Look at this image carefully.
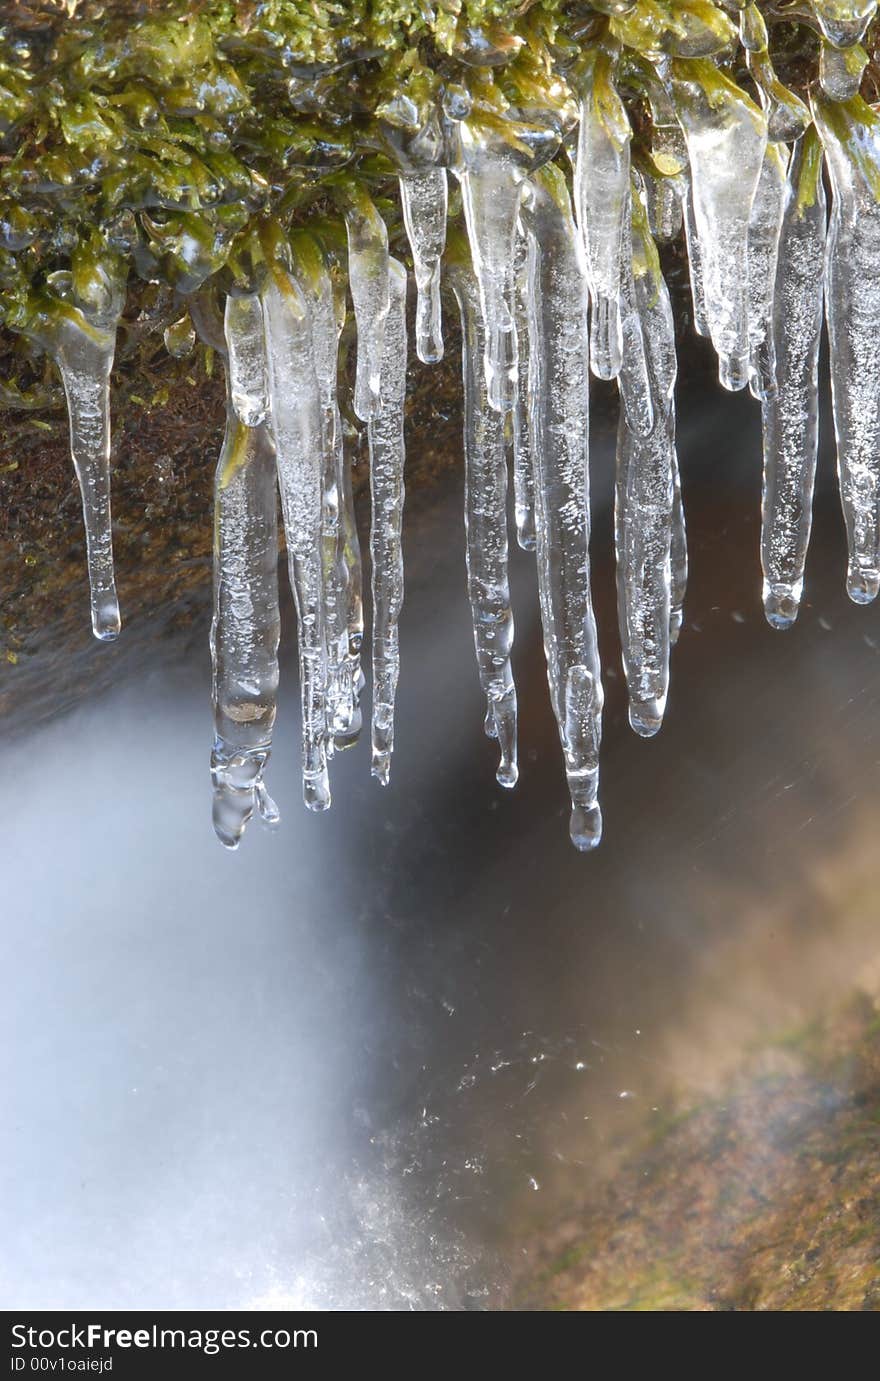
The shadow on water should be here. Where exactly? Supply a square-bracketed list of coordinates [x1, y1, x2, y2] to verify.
[2, 361, 880, 1309]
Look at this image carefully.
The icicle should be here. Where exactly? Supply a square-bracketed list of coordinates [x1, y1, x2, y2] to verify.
[574, 46, 631, 381]
[669, 451, 688, 644]
[259, 248, 331, 808]
[450, 252, 518, 790]
[819, 40, 868, 102]
[671, 59, 767, 391]
[49, 269, 125, 641]
[813, 92, 880, 605]
[453, 117, 525, 413]
[812, 0, 876, 48]
[368, 259, 408, 785]
[747, 142, 788, 402]
[615, 185, 678, 737]
[291, 234, 360, 750]
[399, 168, 447, 364]
[512, 228, 536, 551]
[520, 165, 603, 850]
[344, 186, 391, 423]
[210, 406, 280, 849]
[683, 184, 710, 338]
[224, 293, 268, 428]
[760, 130, 827, 630]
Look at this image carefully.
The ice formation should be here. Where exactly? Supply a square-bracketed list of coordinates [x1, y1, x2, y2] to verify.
[17, 8, 880, 851]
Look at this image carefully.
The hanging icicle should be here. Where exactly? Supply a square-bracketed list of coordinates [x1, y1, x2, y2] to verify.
[17, 8, 880, 858]
[259, 233, 332, 810]
[368, 258, 408, 786]
[760, 130, 827, 630]
[48, 253, 126, 642]
[520, 165, 604, 850]
[814, 92, 880, 605]
[615, 182, 679, 739]
[450, 248, 518, 790]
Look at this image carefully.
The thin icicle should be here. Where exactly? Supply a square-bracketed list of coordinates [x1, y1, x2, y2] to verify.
[453, 120, 524, 413]
[368, 259, 408, 785]
[813, 92, 880, 605]
[260, 250, 331, 809]
[450, 253, 518, 790]
[210, 405, 280, 849]
[574, 46, 631, 381]
[747, 142, 788, 401]
[399, 168, 447, 364]
[344, 187, 390, 422]
[291, 234, 358, 749]
[49, 271, 125, 641]
[669, 452, 688, 644]
[224, 293, 268, 428]
[521, 165, 603, 850]
[615, 187, 678, 737]
[760, 130, 827, 630]
[671, 59, 767, 390]
[512, 228, 536, 551]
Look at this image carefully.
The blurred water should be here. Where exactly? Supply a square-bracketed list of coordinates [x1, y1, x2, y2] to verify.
[2, 371, 880, 1309]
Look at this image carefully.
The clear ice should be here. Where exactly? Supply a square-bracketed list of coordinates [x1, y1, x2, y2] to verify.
[574, 47, 631, 381]
[746, 142, 788, 401]
[368, 259, 408, 786]
[760, 130, 827, 629]
[260, 261, 332, 809]
[814, 93, 880, 604]
[400, 169, 447, 365]
[344, 187, 391, 423]
[521, 165, 604, 849]
[453, 120, 524, 413]
[210, 406, 281, 849]
[50, 271, 126, 641]
[511, 229, 537, 552]
[37, 49, 880, 855]
[671, 59, 767, 390]
[615, 185, 678, 738]
[451, 255, 518, 790]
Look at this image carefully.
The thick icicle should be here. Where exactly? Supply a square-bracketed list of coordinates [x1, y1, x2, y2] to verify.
[344, 187, 391, 423]
[615, 187, 678, 737]
[813, 93, 880, 604]
[574, 46, 631, 380]
[368, 259, 408, 785]
[291, 235, 360, 749]
[520, 165, 603, 849]
[450, 253, 518, 790]
[224, 293, 268, 428]
[260, 250, 331, 809]
[671, 59, 767, 391]
[399, 168, 447, 364]
[512, 228, 537, 551]
[453, 119, 524, 413]
[210, 406, 281, 849]
[50, 270, 125, 641]
[760, 131, 827, 630]
[747, 142, 788, 401]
